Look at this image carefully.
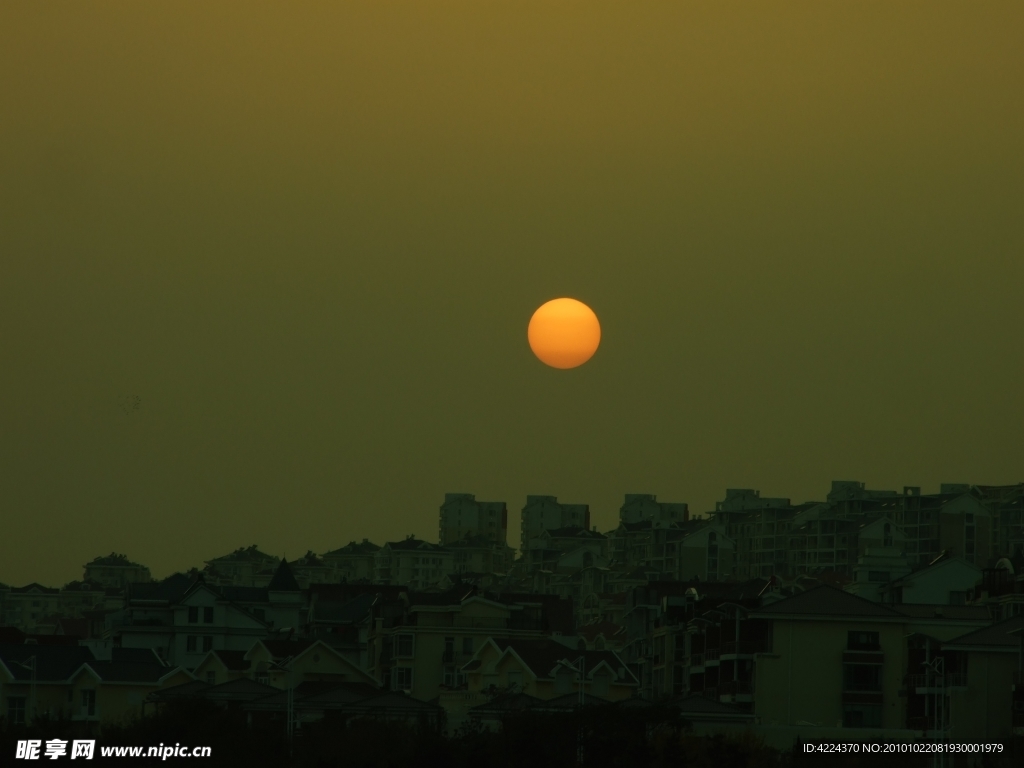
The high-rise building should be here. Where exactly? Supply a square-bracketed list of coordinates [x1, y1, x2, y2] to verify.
[520, 495, 590, 551]
[438, 493, 508, 546]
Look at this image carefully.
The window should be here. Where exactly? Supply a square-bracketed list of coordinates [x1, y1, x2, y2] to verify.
[202, 636, 213, 652]
[844, 664, 882, 692]
[847, 631, 880, 651]
[253, 608, 265, 622]
[444, 637, 455, 662]
[188, 607, 198, 624]
[396, 634, 414, 658]
[868, 572, 890, 583]
[507, 670, 523, 690]
[8, 696, 26, 725]
[949, 591, 967, 606]
[203, 607, 214, 624]
[81, 689, 96, 717]
[462, 637, 474, 655]
[393, 667, 413, 690]
[186, 636, 197, 652]
[206, 671, 216, 684]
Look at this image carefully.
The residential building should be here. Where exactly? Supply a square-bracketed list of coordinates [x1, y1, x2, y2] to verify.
[374, 537, 454, 590]
[747, 586, 993, 731]
[520, 496, 590, 552]
[367, 588, 574, 702]
[83, 553, 152, 588]
[447, 534, 515, 575]
[460, 637, 638, 701]
[846, 548, 913, 602]
[439, 493, 508, 546]
[203, 545, 280, 587]
[321, 539, 380, 582]
[289, 551, 333, 588]
[0, 644, 192, 726]
[521, 527, 607, 574]
[619, 494, 689, 526]
[879, 555, 982, 606]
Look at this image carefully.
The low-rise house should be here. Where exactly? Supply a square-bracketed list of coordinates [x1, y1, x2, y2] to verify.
[367, 589, 574, 702]
[192, 649, 251, 686]
[460, 637, 638, 701]
[879, 554, 982, 606]
[321, 539, 380, 582]
[2, 584, 61, 633]
[521, 527, 607, 574]
[244, 637, 379, 689]
[846, 548, 913, 602]
[289, 551, 334, 588]
[374, 537, 454, 589]
[0, 644, 192, 725]
[203, 545, 280, 588]
[83, 553, 152, 589]
[746, 585, 993, 735]
[447, 534, 515, 576]
[939, 614, 1024, 742]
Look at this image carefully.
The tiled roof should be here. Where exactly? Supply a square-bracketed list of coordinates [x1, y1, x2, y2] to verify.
[311, 592, 377, 624]
[385, 538, 449, 552]
[267, 559, 301, 592]
[492, 639, 635, 682]
[111, 647, 165, 665]
[211, 650, 250, 671]
[206, 545, 279, 564]
[893, 605, 992, 621]
[943, 615, 1024, 649]
[10, 583, 60, 594]
[218, 586, 270, 603]
[755, 585, 906, 618]
[84, 661, 172, 683]
[0, 644, 95, 682]
[323, 540, 381, 556]
[128, 573, 194, 603]
[260, 638, 315, 659]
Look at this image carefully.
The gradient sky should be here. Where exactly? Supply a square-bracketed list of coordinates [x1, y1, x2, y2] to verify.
[2, 3, 1022, 586]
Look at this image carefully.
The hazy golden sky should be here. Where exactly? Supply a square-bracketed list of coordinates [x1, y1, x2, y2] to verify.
[1, 3, 1022, 585]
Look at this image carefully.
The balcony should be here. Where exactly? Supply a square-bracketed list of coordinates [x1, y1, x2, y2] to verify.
[704, 649, 720, 665]
[701, 687, 719, 701]
[689, 653, 704, 668]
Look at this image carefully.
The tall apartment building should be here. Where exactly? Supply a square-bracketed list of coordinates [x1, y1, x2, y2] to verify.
[438, 493, 508, 546]
[619, 494, 689, 527]
[520, 495, 590, 551]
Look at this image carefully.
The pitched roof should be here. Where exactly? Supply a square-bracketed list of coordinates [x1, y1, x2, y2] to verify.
[893, 605, 992, 621]
[490, 638, 635, 683]
[206, 545, 279, 564]
[323, 540, 381, 556]
[385, 538, 448, 552]
[754, 585, 906, 619]
[343, 691, 441, 712]
[943, 615, 1024, 650]
[82, 661, 174, 683]
[10, 583, 60, 594]
[0, 644, 96, 682]
[87, 553, 145, 568]
[268, 559, 301, 592]
[128, 573, 194, 603]
[211, 650, 250, 671]
[111, 647, 165, 665]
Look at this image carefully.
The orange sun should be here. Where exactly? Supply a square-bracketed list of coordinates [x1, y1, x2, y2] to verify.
[528, 298, 601, 369]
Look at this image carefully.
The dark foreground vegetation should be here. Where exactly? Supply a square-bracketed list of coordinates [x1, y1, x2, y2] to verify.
[3, 702, 1022, 768]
